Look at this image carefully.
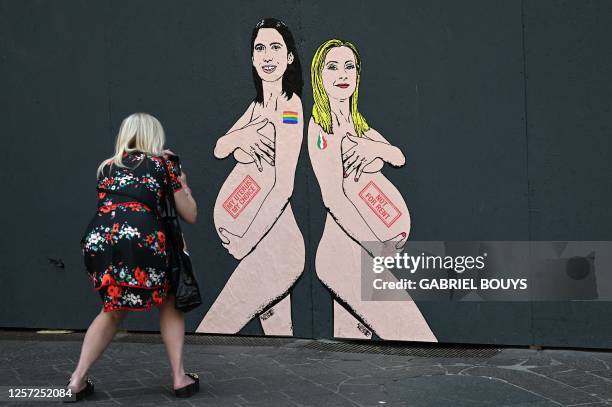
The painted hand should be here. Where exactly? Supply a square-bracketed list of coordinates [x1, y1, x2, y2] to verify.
[341, 133, 381, 181]
[218, 227, 249, 260]
[236, 117, 276, 171]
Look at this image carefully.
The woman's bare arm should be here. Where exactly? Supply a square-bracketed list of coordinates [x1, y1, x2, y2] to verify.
[174, 172, 197, 224]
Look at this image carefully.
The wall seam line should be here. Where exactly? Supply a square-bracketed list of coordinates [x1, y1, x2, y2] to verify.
[520, 0, 536, 347]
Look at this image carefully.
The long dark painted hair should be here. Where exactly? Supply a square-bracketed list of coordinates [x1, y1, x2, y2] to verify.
[251, 18, 303, 103]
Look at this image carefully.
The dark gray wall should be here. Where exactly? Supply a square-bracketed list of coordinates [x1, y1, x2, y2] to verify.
[1, 0, 610, 348]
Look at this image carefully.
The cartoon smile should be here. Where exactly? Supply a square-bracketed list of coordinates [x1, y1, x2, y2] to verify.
[335, 83, 350, 89]
[262, 65, 277, 74]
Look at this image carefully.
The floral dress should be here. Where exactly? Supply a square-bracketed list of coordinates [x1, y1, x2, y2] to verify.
[80, 151, 183, 312]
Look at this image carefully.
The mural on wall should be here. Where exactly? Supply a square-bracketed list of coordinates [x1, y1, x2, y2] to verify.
[307, 39, 437, 341]
[196, 18, 305, 335]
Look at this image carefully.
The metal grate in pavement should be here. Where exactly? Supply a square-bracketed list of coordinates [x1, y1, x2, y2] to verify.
[1, 329, 500, 358]
[0, 329, 296, 346]
[115, 332, 297, 347]
[300, 339, 501, 358]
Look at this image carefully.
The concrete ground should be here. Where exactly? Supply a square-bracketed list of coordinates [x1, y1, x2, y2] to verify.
[1, 330, 611, 406]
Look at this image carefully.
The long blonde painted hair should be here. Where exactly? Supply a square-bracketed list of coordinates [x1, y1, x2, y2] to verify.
[311, 39, 369, 137]
[96, 112, 165, 178]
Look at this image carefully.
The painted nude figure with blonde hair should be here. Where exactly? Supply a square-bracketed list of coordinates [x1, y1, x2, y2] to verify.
[308, 39, 437, 341]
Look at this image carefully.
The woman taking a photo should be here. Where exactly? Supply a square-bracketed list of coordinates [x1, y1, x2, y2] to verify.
[66, 112, 199, 401]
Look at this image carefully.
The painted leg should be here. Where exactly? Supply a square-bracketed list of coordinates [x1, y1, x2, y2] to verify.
[333, 299, 372, 339]
[260, 294, 293, 336]
[197, 209, 304, 334]
[316, 217, 437, 342]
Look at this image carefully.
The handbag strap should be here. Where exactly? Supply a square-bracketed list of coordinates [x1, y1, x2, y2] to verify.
[160, 156, 181, 220]
[160, 156, 187, 246]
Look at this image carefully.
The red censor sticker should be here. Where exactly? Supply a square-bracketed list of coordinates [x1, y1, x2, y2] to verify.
[223, 175, 261, 219]
[358, 181, 402, 227]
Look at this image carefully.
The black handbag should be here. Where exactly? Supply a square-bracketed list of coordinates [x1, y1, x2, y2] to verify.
[160, 155, 202, 313]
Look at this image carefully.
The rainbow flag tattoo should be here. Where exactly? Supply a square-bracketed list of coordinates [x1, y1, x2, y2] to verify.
[282, 111, 299, 124]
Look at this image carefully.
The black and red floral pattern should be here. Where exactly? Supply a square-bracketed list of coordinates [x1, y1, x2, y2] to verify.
[81, 151, 182, 312]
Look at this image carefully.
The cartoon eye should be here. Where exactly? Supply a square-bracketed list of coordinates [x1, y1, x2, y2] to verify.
[346, 63, 355, 70]
[254, 44, 265, 52]
[326, 64, 338, 70]
[271, 44, 282, 50]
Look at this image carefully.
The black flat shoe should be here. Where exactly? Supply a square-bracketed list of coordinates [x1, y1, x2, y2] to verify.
[174, 372, 199, 398]
[63, 377, 94, 403]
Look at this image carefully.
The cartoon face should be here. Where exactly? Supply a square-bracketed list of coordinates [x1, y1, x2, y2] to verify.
[321, 46, 357, 100]
[252, 28, 294, 83]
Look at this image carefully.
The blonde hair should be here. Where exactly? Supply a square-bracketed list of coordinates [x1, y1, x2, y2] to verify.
[311, 39, 369, 136]
[96, 112, 165, 178]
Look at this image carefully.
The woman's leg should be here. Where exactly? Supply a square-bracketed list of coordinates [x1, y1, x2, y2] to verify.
[159, 293, 195, 390]
[68, 308, 127, 391]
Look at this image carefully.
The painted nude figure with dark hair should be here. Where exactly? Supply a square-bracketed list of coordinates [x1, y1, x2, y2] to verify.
[197, 18, 305, 335]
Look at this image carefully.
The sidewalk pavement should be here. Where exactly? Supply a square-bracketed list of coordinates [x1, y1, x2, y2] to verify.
[1, 330, 612, 407]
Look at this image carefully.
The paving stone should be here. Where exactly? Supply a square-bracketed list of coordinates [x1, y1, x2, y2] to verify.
[529, 364, 575, 376]
[578, 384, 612, 401]
[76, 389, 112, 402]
[289, 391, 359, 406]
[304, 372, 352, 385]
[383, 375, 548, 407]
[551, 370, 611, 388]
[237, 390, 294, 403]
[142, 402, 192, 407]
[91, 378, 143, 390]
[107, 385, 168, 399]
[240, 401, 297, 406]
[336, 365, 446, 388]
[523, 354, 556, 367]
[2, 333, 612, 407]
[440, 363, 478, 374]
[541, 351, 609, 371]
[463, 365, 601, 405]
[205, 377, 268, 396]
[320, 359, 385, 376]
[484, 357, 531, 367]
[82, 400, 120, 406]
[280, 381, 339, 400]
[252, 372, 313, 390]
[365, 356, 415, 369]
[589, 370, 612, 380]
[183, 394, 247, 406]
[498, 349, 540, 358]
[208, 366, 255, 381]
[565, 404, 612, 407]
